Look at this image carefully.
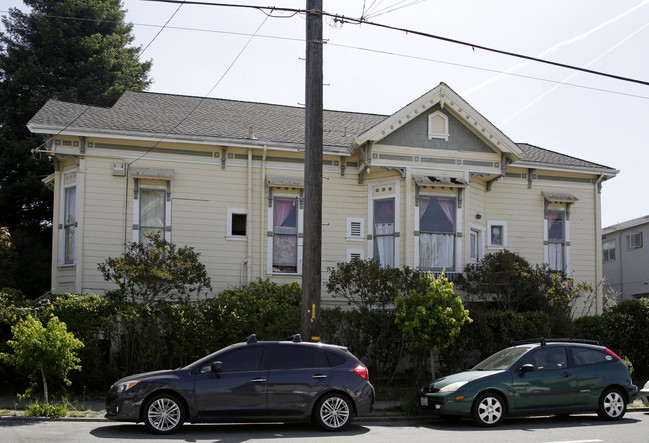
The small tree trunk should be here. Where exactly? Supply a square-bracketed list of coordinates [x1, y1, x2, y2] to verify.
[40, 367, 48, 404]
[429, 349, 436, 381]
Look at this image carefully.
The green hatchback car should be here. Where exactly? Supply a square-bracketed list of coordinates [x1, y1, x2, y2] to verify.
[417, 339, 637, 426]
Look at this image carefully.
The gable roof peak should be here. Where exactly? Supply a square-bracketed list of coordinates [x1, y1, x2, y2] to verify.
[353, 82, 522, 160]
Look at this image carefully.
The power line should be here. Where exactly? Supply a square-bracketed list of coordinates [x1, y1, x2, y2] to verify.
[6, 4, 647, 102]
[143, 0, 649, 87]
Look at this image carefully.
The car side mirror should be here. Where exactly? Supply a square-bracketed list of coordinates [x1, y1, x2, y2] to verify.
[519, 363, 535, 373]
[211, 361, 223, 373]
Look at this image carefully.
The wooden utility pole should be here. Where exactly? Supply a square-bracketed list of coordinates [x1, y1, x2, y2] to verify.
[302, 0, 323, 341]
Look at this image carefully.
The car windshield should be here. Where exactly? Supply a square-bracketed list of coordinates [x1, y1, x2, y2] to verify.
[471, 346, 532, 371]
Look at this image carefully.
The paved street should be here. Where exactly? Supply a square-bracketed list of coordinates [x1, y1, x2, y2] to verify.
[2, 411, 649, 442]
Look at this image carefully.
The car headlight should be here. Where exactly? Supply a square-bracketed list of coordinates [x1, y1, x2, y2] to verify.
[439, 381, 468, 393]
[114, 381, 139, 393]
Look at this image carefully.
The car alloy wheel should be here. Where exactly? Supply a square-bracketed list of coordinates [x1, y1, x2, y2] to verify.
[144, 393, 185, 434]
[315, 393, 352, 431]
[598, 388, 626, 420]
[472, 392, 505, 426]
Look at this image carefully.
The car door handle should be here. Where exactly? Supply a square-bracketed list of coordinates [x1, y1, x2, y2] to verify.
[562, 372, 573, 378]
[312, 374, 328, 379]
[250, 377, 267, 383]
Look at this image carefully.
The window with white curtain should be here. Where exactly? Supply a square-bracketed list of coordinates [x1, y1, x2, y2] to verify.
[273, 197, 298, 273]
[139, 189, 166, 242]
[419, 197, 455, 270]
[547, 210, 565, 271]
[373, 199, 395, 267]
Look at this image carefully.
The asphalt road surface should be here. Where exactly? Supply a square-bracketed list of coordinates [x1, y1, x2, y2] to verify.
[2, 411, 649, 442]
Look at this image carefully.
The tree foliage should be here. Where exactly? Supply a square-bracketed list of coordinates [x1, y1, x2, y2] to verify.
[395, 273, 471, 379]
[1, 315, 83, 403]
[0, 0, 151, 297]
[0, 227, 17, 288]
[326, 258, 425, 309]
[98, 233, 212, 304]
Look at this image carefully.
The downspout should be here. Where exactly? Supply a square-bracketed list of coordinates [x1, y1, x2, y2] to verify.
[260, 145, 268, 278]
[595, 173, 606, 315]
[246, 149, 253, 284]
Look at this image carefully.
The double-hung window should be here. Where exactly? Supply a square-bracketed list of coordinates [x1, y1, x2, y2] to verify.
[547, 210, 565, 271]
[603, 239, 616, 261]
[61, 172, 77, 265]
[272, 197, 298, 273]
[133, 177, 171, 243]
[419, 197, 455, 270]
[139, 189, 166, 240]
[373, 199, 395, 267]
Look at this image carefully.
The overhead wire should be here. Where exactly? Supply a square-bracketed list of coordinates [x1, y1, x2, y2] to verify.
[143, 0, 649, 87]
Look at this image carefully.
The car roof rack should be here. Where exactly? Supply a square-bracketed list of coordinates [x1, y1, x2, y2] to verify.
[247, 334, 258, 344]
[284, 334, 302, 343]
[510, 338, 599, 346]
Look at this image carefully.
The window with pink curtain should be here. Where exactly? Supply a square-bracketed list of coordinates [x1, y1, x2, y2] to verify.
[419, 197, 455, 270]
[374, 199, 395, 267]
[273, 198, 297, 273]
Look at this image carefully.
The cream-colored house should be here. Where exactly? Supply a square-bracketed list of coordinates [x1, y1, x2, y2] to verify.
[28, 83, 617, 314]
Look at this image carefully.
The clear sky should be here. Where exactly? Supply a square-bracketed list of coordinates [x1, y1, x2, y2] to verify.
[3, 0, 648, 227]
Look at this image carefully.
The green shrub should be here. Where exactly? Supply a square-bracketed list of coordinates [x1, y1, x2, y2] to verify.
[98, 232, 212, 304]
[575, 298, 649, 384]
[24, 400, 67, 418]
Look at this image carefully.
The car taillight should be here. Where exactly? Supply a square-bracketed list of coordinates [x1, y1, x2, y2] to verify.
[605, 348, 622, 361]
[354, 364, 369, 381]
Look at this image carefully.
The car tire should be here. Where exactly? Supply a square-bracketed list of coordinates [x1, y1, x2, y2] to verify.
[597, 388, 626, 421]
[143, 393, 186, 434]
[472, 392, 505, 426]
[314, 392, 352, 431]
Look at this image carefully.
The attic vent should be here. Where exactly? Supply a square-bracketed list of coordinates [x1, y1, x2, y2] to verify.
[427, 111, 449, 141]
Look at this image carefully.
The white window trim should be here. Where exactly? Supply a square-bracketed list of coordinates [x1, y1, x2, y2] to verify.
[487, 220, 508, 249]
[543, 208, 570, 274]
[346, 217, 364, 241]
[226, 208, 248, 241]
[346, 248, 364, 261]
[414, 193, 458, 271]
[133, 182, 171, 243]
[469, 223, 486, 263]
[427, 110, 449, 141]
[267, 193, 303, 275]
[368, 181, 400, 268]
[603, 239, 616, 261]
[627, 232, 643, 250]
[58, 170, 78, 267]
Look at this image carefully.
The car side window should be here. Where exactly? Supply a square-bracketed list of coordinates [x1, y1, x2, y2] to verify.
[201, 346, 265, 374]
[269, 345, 329, 370]
[572, 347, 611, 367]
[270, 345, 311, 370]
[325, 350, 346, 367]
[520, 347, 567, 371]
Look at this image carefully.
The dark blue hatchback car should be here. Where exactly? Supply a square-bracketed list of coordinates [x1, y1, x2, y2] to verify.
[106, 334, 374, 434]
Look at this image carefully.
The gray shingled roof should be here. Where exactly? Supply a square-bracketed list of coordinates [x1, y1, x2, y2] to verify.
[515, 143, 617, 173]
[28, 91, 616, 173]
[28, 91, 386, 152]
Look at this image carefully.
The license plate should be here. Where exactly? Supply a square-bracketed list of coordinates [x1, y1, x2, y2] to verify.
[420, 397, 428, 406]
